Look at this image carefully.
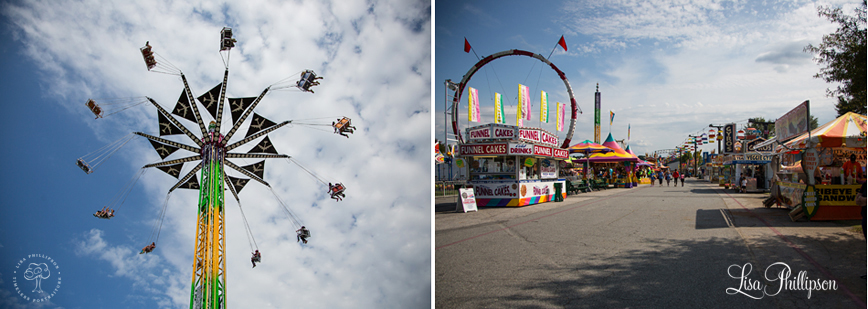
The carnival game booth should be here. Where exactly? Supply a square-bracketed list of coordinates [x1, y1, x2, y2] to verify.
[773, 112, 866, 221]
[458, 123, 569, 207]
[575, 133, 639, 188]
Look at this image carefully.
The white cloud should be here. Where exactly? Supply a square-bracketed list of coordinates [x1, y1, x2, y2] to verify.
[548, 0, 847, 154]
[4, 0, 430, 308]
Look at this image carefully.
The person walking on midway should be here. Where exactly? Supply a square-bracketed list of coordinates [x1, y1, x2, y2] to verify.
[657, 170, 664, 186]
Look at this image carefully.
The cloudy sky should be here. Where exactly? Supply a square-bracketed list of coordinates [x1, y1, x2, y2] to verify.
[0, 0, 430, 308]
[435, 0, 860, 156]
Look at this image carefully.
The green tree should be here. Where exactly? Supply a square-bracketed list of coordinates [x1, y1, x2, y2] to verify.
[804, 1, 867, 116]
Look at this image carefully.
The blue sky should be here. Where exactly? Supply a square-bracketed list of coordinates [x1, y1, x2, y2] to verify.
[0, 0, 430, 308]
[435, 0, 859, 157]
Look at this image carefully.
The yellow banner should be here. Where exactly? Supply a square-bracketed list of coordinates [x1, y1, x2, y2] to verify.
[556, 102, 563, 131]
[816, 185, 861, 206]
[494, 92, 504, 124]
[540, 91, 548, 123]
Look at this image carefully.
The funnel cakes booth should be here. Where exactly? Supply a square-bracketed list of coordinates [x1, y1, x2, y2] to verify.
[458, 124, 569, 207]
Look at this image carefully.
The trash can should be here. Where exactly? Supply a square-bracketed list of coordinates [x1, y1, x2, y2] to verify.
[553, 183, 563, 202]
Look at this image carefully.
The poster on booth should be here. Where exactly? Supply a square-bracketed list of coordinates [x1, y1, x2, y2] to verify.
[458, 188, 478, 213]
[802, 185, 817, 218]
[802, 148, 819, 185]
[472, 182, 519, 198]
[540, 159, 558, 179]
[519, 181, 556, 199]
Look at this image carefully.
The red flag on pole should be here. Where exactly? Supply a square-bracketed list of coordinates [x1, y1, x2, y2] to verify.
[464, 38, 471, 53]
[557, 35, 567, 51]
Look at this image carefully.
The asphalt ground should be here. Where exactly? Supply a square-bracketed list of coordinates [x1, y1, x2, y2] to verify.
[434, 179, 866, 308]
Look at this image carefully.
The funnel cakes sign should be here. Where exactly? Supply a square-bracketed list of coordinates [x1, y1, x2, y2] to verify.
[466, 124, 517, 142]
[463, 124, 566, 159]
[465, 124, 558, 147]
[519, 128, 558, 147]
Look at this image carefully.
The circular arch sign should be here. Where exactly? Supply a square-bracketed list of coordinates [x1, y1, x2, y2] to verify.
[450, 49, 580, 149]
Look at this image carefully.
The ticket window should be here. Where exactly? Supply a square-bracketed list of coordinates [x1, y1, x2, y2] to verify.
[520, 158, 541, 180]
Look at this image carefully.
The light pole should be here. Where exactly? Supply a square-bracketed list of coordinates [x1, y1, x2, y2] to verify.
[688, 134, 702, 178]
[708, 124, 725, 155]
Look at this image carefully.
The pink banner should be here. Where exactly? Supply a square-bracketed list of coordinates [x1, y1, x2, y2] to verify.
[468, 87, 480, 122]
[519, 84, 531, 121]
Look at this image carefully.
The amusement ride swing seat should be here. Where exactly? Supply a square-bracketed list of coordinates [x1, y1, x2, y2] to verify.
[251, 251, 261, 263]
[140, 42, 157, 71]
[85, 99, 103, 119]
[296, 70, 322, 92]
[330, 183, 346, 195]
[140, 243, 156, 254]
[297, 228, 311, 239]
[333, 117, 356, 131]
[93, 209, 114, 219]
[333, 117, 351, 130]
[77, 158, 94, 174]
[220, 27, 236, 51]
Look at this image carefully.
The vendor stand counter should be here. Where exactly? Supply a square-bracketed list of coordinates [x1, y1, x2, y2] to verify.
[777, 181, 862, 221]
[459, 124, 569, 207]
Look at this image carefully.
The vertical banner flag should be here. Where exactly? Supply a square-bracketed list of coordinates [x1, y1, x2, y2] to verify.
[494, 92, 504, 124]
[521, 85, 531, 121]
[516, 98, 523, 127]
[628, 124, 631, 140]
[555, 102, 564, 132]
[594, 85, 601, 143]
[609, 110, 615, 126]
[518, 84, 530, 126]
[468, 87, 480, 122]
[540, 91, 549, 123]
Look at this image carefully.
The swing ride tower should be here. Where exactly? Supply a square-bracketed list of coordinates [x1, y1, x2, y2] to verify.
[191, 126, 227, 308]
[78, 27, 339, 309]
